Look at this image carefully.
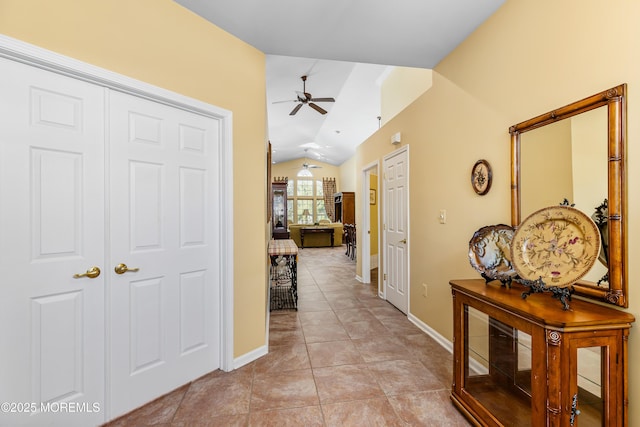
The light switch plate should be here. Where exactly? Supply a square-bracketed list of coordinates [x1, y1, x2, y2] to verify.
[439, 209, 446, 224]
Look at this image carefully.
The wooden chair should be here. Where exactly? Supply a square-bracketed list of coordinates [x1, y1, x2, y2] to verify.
[344, 224, 356, 260]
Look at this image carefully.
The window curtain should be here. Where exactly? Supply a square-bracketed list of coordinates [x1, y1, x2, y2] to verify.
[323, 177, 336, 222]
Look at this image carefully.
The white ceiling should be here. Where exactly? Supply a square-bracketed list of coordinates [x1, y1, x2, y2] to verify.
[174, 0, 504, 165]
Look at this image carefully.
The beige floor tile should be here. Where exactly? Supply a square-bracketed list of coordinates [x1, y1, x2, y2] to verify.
[322, 397, 404, 427]
[388, 390, 470, 426]
[103, 384, 188, 426]
[306, 340, 364, 368]
[250, 369, 319, 411]
[172, 370, 253, 423]
[253, 343, 310, 374]
[268, 328, 305, 346]
[296, 299, 333, 312]
[302, 322, 350, 343]
[367, 359, 447, 395]
[351, 335, 413, 363]
[313, 364, 384, 403]
[298, 310, 341, 326]
[333, 307, 378, 324]
[342, 318, 388, 339]
[248, 406, 324, 427]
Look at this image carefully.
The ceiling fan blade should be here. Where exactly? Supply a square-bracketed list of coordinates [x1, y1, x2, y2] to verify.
[309, 103, 328, 115]
[272, 99, 298, 104]
[308, 164, 322, 169]
[310, 97, 335, 103]
[289, 103, 303, 115]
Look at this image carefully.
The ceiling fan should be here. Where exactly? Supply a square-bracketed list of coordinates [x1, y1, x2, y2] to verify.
[274, 75, 336, 116]
[291, 149, 323, 171]
[301, 161, 322, 170]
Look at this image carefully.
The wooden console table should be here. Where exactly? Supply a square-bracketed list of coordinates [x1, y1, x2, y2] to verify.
[268, 239, 298, 310]
[300, 226, 333, 248]
[450, 279, 635, 427]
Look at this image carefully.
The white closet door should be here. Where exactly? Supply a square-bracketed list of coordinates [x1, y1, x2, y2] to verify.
[0, 58, 106, 426]
[108, 91, 220, 418]
[384, 148, 409, 314]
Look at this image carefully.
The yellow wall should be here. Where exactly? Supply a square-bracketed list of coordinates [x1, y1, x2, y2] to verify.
[271, 158, 341, 186]
[520, 119, 573, 217]
[356, 0, 640, 422]
[0, 0, 268, 358]
[381, 67, 433, 126]
[370, 175, 378, 256]
[338, 156, 357, 192]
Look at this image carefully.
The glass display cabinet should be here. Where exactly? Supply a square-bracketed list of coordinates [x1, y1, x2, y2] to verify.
[271, 178, 289, 240]
[450, 279, 634, 427]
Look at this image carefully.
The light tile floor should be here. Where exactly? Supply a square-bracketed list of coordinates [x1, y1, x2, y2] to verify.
[105, 246, 469, 426]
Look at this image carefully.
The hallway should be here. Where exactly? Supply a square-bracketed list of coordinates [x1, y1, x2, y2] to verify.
[106, 246, 468, 426]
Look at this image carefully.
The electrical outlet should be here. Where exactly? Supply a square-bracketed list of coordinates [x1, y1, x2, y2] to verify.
[422, 283, 428, 297]
[439, 209, 446, 224]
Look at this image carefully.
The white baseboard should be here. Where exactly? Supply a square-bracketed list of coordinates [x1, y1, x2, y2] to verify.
[407, 313, 487, 375]
[355, 275, 364, 283]
[233, 344, 268, 370]
[407, 313, 453, 354]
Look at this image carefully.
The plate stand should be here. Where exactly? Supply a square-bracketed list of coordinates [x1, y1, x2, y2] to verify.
[518, 276, 574, 310]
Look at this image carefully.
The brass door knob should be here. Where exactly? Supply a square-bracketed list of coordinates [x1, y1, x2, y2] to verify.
[399, 238, 407, 244]
[73, 266, 101, 279]
[114, 263, 140, 275]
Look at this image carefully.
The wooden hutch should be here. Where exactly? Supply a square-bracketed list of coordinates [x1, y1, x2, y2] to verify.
[334, 191, 354, 224]
[271, 177, 289, 239]
[450, 279, 634, 427]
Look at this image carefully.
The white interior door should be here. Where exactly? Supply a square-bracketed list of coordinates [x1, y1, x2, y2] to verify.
[383, 147, 409, 314]
[108, 91, 220, 417]
[0, 57, 106, 427]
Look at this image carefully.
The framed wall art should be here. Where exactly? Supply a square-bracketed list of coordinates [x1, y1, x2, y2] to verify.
[471, 159, 492, 195]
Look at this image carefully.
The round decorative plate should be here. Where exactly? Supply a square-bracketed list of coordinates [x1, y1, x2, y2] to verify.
[468, 224, 516, 282]
[510, 206, 600, 288]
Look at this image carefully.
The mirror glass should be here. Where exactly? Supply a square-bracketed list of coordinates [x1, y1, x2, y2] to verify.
[520, 107, 608, 285]
[510, 84, 627, 307]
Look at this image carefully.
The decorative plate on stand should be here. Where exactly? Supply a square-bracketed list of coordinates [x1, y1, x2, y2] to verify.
[510, 205, 600, 288]
[468, 224, 516, 283]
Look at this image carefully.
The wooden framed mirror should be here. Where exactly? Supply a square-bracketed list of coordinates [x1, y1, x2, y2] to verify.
[509, 84, 627, 307]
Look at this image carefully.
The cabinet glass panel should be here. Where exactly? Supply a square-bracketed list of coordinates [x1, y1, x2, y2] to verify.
[273, 190, 285, 229]
[465, 306, 532, 427]
[576, 346, 603, 426]
[287, 199, 294, 225]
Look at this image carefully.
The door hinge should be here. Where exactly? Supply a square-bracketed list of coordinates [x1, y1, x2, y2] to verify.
[384, 273, 387, 280]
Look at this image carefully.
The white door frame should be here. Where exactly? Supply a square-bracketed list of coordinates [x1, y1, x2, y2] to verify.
[360, 161, 380, 289]
[382, 145, 410, 313]
[0, 30, 235, 381]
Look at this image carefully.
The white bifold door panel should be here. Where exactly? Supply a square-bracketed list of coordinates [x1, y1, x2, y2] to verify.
[108, 91, 220, 417]
[0, 56, 106, 427]
[0, 56, 221, 425]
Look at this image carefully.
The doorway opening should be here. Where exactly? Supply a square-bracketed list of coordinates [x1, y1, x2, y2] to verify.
[361, 161, 380, 296]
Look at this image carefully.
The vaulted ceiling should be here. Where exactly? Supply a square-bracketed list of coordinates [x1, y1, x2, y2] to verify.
[174, 0, 505, 165]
